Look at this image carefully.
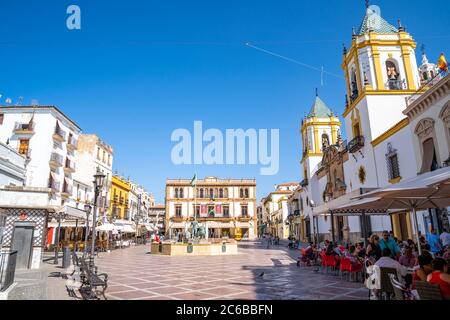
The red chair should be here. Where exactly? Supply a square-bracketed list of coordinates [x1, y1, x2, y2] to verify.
[340, 257, 352, 279]
[323, 255, 337, 274]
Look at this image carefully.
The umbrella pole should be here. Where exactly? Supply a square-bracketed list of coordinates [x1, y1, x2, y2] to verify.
[361, 210, 368, 248]
[330, 210, 336, 244]
[412, 207, 422, 256]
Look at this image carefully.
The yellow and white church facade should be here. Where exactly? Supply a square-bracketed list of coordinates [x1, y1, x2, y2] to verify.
[291, 6, 449, 244]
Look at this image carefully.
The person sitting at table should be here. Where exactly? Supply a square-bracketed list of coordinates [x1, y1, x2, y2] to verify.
[399, 246, 417, 268]
[325, 243, 337, 256]
[379, 230, 400, 259]
[346, 245, 362, 265]
[427, 258, 450, 299]
[443, 245, 450, 261]
[366, 234, 382, 262]
[412, 253, 433, 289]
[359, 242, 367, 257]
[375, 248, 408, 283]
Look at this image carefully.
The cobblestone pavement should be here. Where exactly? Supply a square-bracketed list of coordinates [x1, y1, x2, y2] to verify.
[93, 241, 369, 300]
[8, 256, 76, 300]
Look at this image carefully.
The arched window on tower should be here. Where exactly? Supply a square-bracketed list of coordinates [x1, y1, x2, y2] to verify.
[386, 60, 403, 90]
[174, 188, 179, 198]
[179, 188, 184, 199]
[200, 188, 204, 198]
[219, 188, 224, 198]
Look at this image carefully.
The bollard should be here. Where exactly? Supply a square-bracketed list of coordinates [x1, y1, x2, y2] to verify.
[62, 246, 72, 269]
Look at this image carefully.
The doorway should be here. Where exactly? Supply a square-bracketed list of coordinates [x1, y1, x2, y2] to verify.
[11, 223, 34, 269]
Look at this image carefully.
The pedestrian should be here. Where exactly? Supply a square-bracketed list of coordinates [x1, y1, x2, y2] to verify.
[440, 228, 450, 248]
[426, 228, 441, 255]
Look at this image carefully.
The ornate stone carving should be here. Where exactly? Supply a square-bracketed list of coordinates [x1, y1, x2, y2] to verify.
[414, 118, 435, 140]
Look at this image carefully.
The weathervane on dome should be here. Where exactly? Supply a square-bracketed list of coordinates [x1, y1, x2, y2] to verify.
[365, 0, 370, 8]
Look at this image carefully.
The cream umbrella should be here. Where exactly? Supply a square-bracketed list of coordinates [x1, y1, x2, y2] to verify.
[339, 167, 450, 255]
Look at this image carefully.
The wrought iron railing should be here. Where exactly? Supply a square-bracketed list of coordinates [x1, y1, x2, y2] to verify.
[50, 153, 63, 166]
[407, 71, 448, 106]
[48, 180, 61, 192]
[67, 135, 78, 149]
[386, 79, 406, 90]
[54, 125, 66, 140]
[14, 122, 34, 132]
[347, 135, 365, 153]
[65, 158, 76, 171]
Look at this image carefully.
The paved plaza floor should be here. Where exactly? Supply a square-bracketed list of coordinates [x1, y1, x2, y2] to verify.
[92, 241, 368, 300]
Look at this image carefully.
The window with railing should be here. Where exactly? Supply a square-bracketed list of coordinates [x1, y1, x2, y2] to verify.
[223, 205, 230, 218]
[241, 205, 248, 218]
[386, 143, 401, 181]
[54, 122, 66, 140]
[62, 181, 72, 194]
[50, 152, 63, 165]
[175, 205, 182, 218]
[14, 121, 34, 132]
[48, 174, 60, 192]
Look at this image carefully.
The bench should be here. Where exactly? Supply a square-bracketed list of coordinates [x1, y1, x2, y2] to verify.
[78, 258, 108, 300]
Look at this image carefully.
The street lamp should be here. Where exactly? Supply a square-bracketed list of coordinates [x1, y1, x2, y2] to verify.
[89, 168, 106, 269]
[83, 203, 92, 258]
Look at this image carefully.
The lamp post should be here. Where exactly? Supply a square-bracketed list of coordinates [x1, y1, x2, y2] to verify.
[83, 203, 92, 258]
[89, 168, 106, 269]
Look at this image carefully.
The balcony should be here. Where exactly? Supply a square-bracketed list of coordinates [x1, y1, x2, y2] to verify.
[13, 122, 35, 135]
[48, 180, 60, 193]
[66, 135, 78, 151]
[49, 153, 63, 169]
[64, 158, 76, 173]
[61, 184, 72, 198]
[53, 126, 66, 142]
[239, 216, 251, 222]
[172, 216, 183, 222]
[347, 135, 365, 153]
[386, 79, 406, 90]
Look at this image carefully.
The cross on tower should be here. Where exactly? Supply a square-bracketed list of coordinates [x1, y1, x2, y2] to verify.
[365, 0, 369, 8]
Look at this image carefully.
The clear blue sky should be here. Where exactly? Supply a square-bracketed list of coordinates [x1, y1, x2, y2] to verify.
[1, 0, 449, 203]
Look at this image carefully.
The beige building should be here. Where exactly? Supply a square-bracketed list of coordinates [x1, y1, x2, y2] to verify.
[261, 182, 299, 239]
[73, 134, 113, 215]
[165, 176, 257, 240]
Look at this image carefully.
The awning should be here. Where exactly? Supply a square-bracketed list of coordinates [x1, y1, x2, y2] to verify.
[206, 222, 233, 228]
[169, 222, 185, 228]
[235, 221, 250, 228]
[313, 190, 363, 216]
[121, 225, 136, 233]
[64, 206, 89, 220]
[48, 220, 86, 228]
[97, 223, 116, 231]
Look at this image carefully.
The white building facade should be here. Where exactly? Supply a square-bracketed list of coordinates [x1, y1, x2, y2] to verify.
[0, 106, 82, 209]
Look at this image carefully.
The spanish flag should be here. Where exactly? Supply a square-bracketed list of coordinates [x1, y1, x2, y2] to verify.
[438, 53, 448, 72]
